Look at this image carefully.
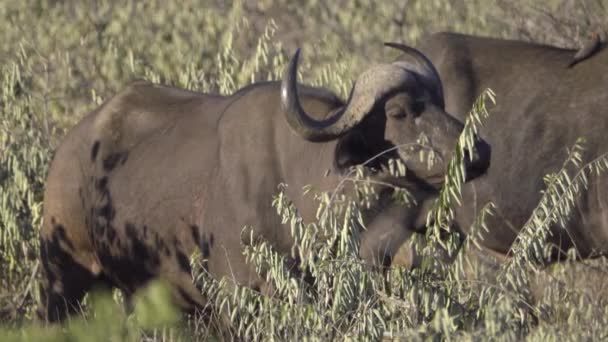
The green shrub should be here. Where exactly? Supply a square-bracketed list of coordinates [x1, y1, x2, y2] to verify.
[0, 280, 180, 342]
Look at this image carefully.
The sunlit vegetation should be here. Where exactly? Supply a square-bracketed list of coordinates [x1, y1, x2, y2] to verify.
[1, 0, 608, 340]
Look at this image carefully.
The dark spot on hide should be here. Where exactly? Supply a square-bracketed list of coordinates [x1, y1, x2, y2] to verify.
[125, 223, 137, 239]
[95, 222, 162, 293]
[106, 225, 116, 243]
[102, 153, 125, 172]
[93, 217, 105, 235]
[97, 203, 115, 221]
[39, 231, 101, 322]
[200, 233, 213, 260]
[52, 223, 74, 251]
[198, 233, 214, 272]
[96, 176, 108, 191]
[189, 225, 200, 245]
[171, 238, 190, 273]
[125, 222, 160, 269]
[175, 250, 191, 273]
[93, 175, 113, 239]
[152, 230, 170, 257]
[91, 141, 100, 161]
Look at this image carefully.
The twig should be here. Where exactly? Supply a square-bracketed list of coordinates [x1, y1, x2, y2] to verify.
[16, 260, 39, 311]
[376, 290, 413, 311]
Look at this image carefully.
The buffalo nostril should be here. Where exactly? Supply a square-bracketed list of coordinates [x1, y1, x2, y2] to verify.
[463, 149, 481, 165]
[464, 140, 491, 180]
[464, 149, 477, 163]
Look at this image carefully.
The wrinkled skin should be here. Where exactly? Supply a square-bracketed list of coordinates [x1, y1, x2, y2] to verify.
[39, 46, 489, 322]
[395, 32, 608, 263]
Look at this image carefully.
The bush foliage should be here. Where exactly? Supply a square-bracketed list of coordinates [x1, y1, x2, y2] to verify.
[1, 0, 608, 340]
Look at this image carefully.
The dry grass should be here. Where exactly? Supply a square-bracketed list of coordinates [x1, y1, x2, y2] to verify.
[1, 0, 608, 340]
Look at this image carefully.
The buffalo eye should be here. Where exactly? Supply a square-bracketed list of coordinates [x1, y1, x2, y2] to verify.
[410, 99, 426, 117]
[387, 107, 406, 119]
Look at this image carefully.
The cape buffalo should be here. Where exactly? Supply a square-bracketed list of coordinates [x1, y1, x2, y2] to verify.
[39, 45, 489, 322]
[392, 32, 608, 264]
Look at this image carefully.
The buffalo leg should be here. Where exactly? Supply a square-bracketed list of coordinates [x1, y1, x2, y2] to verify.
[359, 204, 417, 268]
[38, 231, 100, 322]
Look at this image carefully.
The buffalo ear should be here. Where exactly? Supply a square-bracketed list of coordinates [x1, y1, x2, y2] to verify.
[334, 130, 390, 172]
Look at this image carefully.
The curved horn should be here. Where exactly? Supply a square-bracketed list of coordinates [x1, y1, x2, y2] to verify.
[384, 42, 445, 109]
[281, 49, 359, 142]
[281, 49, 413, 142]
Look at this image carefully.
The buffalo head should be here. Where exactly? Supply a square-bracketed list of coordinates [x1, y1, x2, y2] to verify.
[281, 44, 490, 187]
